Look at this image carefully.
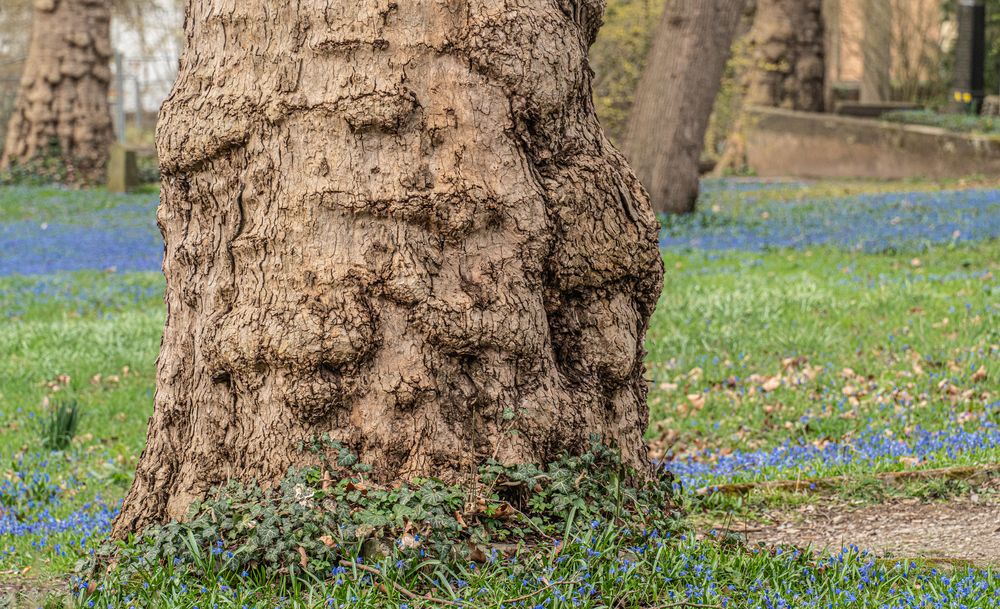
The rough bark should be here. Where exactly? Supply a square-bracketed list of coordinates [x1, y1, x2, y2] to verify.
[623, 0, 748, 215]
[0, 0, 114, 184]
[112, 0, 665, 537]
[860, 0, 892, 103]
[746, 0, 825, 111]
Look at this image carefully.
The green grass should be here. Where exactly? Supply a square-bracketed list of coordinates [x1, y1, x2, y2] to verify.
[883, 110, 1000, 136]
[0, 185, 158, 224]
[647, 243, 999, 456]
[77, 528, 1000, 609]
[1, 181, 999, 607]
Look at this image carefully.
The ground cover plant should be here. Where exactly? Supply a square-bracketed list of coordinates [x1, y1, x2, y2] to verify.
[882, 110, 1000, 136]
[0, 179, 998, 607]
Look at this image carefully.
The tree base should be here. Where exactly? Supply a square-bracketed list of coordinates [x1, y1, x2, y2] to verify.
[95, 442, 677, 581]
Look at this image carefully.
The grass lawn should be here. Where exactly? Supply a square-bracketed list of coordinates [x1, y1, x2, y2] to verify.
[1, 179, 999, 607]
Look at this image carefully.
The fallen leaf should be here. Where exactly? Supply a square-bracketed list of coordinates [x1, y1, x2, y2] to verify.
[762, 377, 781, 392]
[345, 481, 368, 495]
[468, 543, 488, 563]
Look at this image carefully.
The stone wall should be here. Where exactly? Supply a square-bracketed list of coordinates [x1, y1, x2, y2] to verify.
[745, 106, 1000, 179]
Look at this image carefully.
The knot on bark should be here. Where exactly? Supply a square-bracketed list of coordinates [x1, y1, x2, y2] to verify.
[342, 89, 419, 134]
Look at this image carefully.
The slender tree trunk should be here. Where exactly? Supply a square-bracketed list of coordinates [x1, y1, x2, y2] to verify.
[0, 0, 114, 184]
[623, 0, 748, 215]
[112, 0, 665, 537]
[860, 0, 892, 103]
[746, 0, 825, 111]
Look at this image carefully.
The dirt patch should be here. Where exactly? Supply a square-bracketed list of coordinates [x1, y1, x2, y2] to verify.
[733, 497, 1000, 566]
[0, 575, 64, 607]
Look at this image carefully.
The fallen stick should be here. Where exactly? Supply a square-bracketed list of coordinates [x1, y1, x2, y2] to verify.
[494, 579, 581, 605]
[339, 560, 458, 607]
[648, 602, 723, 609]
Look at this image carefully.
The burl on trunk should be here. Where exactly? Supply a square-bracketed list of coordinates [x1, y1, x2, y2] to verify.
[113, 0, 664, 537]
[0, 0, 114, 184]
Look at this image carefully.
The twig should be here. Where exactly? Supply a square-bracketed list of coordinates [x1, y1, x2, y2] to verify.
[648, 603, 722, 609]
[710, 526, 764, 534]
[343, 562, 580, 608]
[339, 560, 458, 607]
[494, 579, 581, 605]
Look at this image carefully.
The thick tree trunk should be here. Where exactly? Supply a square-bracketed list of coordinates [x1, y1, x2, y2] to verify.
[112, 0, 664, 537]
[623, 0, 748, 215]
[746, 0, 825, 111]
[0, 0, 114, 184]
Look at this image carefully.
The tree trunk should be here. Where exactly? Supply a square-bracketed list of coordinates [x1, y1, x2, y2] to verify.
[112, 0, 665, 537]
[623, 0, 748, 215]
[860, 0, 892, 103]
[0, 0, 114, 184]
[746, 0, 825, 111]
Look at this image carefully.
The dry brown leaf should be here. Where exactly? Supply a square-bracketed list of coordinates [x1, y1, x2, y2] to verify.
[468, 543, 488, 563]
[686, 394, 706, 410]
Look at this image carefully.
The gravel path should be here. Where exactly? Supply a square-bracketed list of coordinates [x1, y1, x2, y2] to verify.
[736, 497, 1000, 566]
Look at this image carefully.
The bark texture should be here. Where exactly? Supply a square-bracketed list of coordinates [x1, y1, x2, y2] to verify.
[113, 0, 664, 537]
[746, 0, 825, 111]
[0, 0, 114, 184]
[623, 0, 748, 215]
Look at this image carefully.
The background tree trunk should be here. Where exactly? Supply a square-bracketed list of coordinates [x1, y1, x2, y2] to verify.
[746, 0, 825, 111]
[0, 0, 114, 184]
[860, 0, 893, 103]
[623, 0, 748, 215]
[113, 0, 665, 537]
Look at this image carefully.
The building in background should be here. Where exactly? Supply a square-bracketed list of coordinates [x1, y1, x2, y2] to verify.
[824, 0, 954, 106]
[109, 2, 183, 141]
